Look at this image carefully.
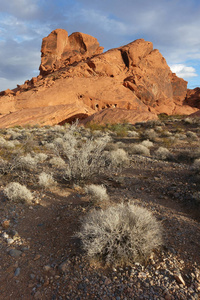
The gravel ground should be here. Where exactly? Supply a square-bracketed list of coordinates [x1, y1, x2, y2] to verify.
[0, 120, 200, 299]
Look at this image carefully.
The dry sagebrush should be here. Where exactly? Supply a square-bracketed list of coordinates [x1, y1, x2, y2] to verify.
[128, 144, 150, 156]
[84, 184, 109, 203]
[77, 202, 162, 265]
[38, 172, 56, 188]
[4, 182, 33, 203]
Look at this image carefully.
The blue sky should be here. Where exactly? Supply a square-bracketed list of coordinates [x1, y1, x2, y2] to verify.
[0, 0, 200, 91]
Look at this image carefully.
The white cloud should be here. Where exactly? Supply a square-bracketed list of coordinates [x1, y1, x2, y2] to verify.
[0, 0, 200, 90]
[170, 64, 198, 78]
[80, 9, 128, 35]
[0, 0, 40, 20]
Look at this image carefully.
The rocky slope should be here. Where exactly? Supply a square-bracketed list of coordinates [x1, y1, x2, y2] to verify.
[0, 29, 199, 127]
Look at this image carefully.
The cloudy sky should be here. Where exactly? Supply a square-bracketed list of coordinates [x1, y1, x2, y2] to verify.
[0, 0, 200, 91]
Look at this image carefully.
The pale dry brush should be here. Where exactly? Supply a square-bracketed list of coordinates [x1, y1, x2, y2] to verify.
[193, 158, 200, 171]
[17, 154, 37, 170]
[34, 153, 48, 163]
[186, 131, 198, 141]
[63, 135, 110, 181]
[109, 148, 129, 167]
[128, 144, 150, 156]
[4, 182, 33, 203]
[84, 184, 109, 203]
[77, 202, 163, 265]
[143, 129, 158, 141]
[49, 156, 66, 167]
[127, 130, 139, 138]
[141, 140, 154, 148]
[0, 136, 15, 149]
[154, 147, 171, 160]
[38, 172, 56, 188]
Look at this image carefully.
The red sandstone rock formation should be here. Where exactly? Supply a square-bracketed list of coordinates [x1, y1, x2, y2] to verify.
[0, 29, 198, 128]
[39, 29, 103, 76]
[185, 88, 200, 109]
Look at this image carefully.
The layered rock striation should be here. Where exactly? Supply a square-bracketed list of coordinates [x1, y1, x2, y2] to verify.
[0, 29, 198, 127]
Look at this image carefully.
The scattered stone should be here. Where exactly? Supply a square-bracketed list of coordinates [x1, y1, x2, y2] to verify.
[43, 265, 51, 272]
[2, 220, 10, 229]
[34, 291, 42, 299]
[7, 238, 14, 245]
[33, 254, 41, 261]
[173, 271, 185, 286]
[2, 232, 9, 239]
[30, 274, 35, 280]
[14, 267, 21, 277]
[9, 249, 22, 258]
[104, 278, 112, 285]
[58, 260, 69, 274]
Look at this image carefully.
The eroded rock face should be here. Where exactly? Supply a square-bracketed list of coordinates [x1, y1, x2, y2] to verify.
[39, 29, 104, 76]
[81, 108, 158, 125]
[185, 88, 200, 109]
[0, 29, 198, 128]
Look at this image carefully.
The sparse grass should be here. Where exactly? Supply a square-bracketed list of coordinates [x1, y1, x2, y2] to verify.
[86, 122, 131, 137]
[76, 202, 163, 265]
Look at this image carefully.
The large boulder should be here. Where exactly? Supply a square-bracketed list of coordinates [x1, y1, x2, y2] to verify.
[0, 29, 198, 128]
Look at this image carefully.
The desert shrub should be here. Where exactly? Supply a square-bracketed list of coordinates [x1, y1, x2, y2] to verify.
[63, 135, 110, 182]
[0, 137, 15, 149]
[84, 184, 109, 203]
[175, 133, 187, 140]
[109, 148, 129, 167]
[77, 202, 162, 265]
[92, 130, 105, 138]
[6, 129, 22, 140]
[0, 136, 7, 147]
[141, 140, 154, 148]
[159, 130, 172, 137]
[45, 143, 55, 151]
[0, 158, 8, 175]
[38, 172, 56, 188]
[154, 147, 171, 160]
[4, 140, 16, 149]
[49, 156, 65, 167]
[186, 131, 198, 140]
[184, 117, 200, 125]
[104, 142, 118, 152]
[193, 159, 200, 171]
[17, 154, 37, 170]
[107, 123, 129, 137]
[4, 182, 33, 203]
[129, 144, 150, 156]
[13, 140, 21, 146]
[143, 129, 158, 141]
[34, 153, 48, 163]
[127, 130, 139, 138]
[116, 141, 126, 149]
